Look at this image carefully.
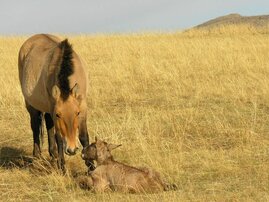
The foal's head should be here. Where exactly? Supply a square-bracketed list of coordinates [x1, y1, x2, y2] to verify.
[81, 137, 121, 164]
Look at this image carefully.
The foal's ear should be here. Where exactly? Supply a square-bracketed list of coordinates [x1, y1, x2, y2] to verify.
[52, 85, 61, 100]
[108, 143, 122, 151]
[95, 136, 102, 144]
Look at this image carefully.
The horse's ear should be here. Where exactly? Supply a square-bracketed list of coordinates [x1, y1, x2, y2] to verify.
[71, 83, 79, 98]
[52, 85, 61, 100]
[77, 94, 83, 105]
[108, 143, 122, 151]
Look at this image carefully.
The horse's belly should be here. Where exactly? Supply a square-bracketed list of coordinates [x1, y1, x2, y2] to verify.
[21, 61, 51, 113]
[24, 91, 51, 113]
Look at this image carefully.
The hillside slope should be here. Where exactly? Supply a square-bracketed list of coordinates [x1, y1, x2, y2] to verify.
[195, 13, 269, 28]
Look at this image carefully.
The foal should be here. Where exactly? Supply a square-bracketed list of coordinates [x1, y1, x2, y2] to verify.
[81, 138, 173, 193]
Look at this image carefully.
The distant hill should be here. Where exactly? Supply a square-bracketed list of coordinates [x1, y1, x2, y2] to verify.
[195, 14, 269, 28]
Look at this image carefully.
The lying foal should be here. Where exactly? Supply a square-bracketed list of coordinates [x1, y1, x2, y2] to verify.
[81, 138, 173, 193]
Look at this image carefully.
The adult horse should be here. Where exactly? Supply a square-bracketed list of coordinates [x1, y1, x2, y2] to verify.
[18, 34, 93, 171]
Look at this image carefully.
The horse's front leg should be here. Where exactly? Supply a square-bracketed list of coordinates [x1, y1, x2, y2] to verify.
[55, 132, 66, 173]
[79, 118, 95, 171]
[44, 113, 58, 160]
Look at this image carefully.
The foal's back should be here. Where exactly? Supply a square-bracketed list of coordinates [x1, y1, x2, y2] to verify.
[106, 161, 166, 192]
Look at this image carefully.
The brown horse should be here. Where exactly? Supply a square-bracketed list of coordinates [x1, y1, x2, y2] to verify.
[18, 34, 93, 171]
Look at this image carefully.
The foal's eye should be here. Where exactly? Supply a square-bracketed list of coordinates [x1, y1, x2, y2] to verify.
[56, 113, 61, 118]
[77, 111, 80, 116]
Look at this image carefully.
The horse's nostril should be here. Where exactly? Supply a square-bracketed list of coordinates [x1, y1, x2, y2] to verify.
[66, 148, 76, 155]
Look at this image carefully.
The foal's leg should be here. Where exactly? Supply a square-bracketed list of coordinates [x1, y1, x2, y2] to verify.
[26, 103, 42, 158]
[44, 113, 57, 159]
[92, 176, 110, 193]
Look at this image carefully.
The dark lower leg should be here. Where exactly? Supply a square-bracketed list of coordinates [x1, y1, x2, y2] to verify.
[45, 113, 57, 159]
[55, 133, 65, 173]
[27, 105, 42, 157]
[79, 119, 89, 147]
[79, 119, 95, 171]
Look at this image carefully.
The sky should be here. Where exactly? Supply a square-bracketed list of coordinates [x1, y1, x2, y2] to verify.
[0, 0, 269, 35]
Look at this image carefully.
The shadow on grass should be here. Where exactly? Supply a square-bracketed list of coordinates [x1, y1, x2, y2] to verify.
[0, 146, 58, 175]
[0, 146, 33, 168]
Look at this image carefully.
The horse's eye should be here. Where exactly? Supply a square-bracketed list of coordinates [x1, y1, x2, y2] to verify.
[77, 111, 80, 116]
[56, 113, 61, 118]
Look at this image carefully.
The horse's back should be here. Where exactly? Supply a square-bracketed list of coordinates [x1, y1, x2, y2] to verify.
[18, 34, 61, 112]
[19, 34, 60, 67]
[18, 34, 88, 113]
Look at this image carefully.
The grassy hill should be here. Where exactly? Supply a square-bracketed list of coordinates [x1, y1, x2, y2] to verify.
[195, 13, 269, 29]
[0, 26, 269, 201]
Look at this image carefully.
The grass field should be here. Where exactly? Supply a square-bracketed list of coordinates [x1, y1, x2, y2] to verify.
[0, 25, 269, 201]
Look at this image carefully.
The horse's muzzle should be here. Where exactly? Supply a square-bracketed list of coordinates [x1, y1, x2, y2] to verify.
[65, 147, 78, 156]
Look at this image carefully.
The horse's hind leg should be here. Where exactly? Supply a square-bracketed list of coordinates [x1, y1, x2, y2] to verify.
[26, 103, 42, 158]
[44, 113, 57, 159]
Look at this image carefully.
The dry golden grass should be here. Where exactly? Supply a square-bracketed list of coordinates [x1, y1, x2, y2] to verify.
[1, 25, 269, 201]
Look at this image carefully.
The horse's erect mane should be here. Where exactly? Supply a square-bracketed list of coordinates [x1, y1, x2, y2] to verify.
[57, 39, 74, 101]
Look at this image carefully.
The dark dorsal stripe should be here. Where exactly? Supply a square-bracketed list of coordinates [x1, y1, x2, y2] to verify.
[58, 39, 74, 101]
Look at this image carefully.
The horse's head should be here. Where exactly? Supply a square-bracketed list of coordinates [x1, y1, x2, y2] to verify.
[52, 84, 82, 155]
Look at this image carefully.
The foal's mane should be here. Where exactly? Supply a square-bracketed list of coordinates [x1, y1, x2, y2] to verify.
[57, 39, 74, 101]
